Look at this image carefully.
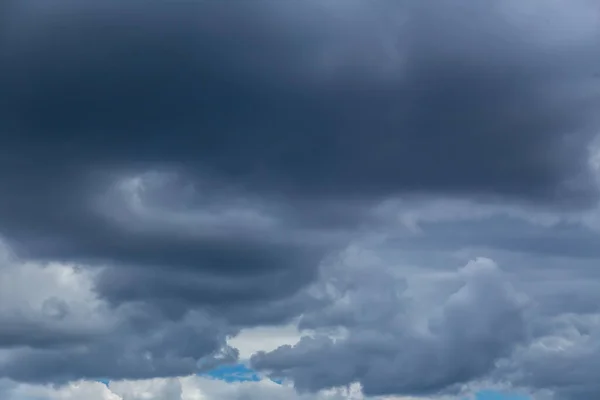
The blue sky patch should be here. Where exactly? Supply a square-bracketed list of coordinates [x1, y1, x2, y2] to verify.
[203, 363, 261, 383]
[476, 390, 530, 400]
[97, 378, 109, 387]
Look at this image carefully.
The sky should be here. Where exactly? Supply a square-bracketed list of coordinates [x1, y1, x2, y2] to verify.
[1, 0, 600, 399]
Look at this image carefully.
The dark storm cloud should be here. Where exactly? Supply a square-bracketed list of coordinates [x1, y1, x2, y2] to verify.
[392, 216, 600, 260]
[1, 0, 599, 205]
[0, 0, 600, 396]
[93, 252, 319, 310]
[0, 0, 597, 304]
[0, 319, 90, 349]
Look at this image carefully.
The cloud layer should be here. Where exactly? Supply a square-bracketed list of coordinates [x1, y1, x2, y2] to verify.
[1, 0, 600, 399]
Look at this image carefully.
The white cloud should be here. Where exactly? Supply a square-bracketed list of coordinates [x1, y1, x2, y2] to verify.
[0, 240, 114, 343]
[0, 376, 423, 400]
[5, 380, 120, 400]
[228, 324, 304, 360]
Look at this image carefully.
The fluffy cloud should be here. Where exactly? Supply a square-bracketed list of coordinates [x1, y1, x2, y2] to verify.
[252, 256, 530, 397]
[0, 376, 365, 400]
[0, 243, 238, 383]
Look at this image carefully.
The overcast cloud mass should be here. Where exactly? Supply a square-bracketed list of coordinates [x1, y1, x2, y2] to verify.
[1, 0, 600, 399]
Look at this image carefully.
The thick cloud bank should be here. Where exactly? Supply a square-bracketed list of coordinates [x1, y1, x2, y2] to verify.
[1, 0, 600, 399]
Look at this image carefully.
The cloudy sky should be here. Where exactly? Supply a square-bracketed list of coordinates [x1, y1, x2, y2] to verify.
[1, 0, 600, 399]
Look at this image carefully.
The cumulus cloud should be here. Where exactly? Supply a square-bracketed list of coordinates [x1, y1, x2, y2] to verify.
[498, 313, 600, 400]
[251, 257, 530, 397]
[0, 242, 238, 383]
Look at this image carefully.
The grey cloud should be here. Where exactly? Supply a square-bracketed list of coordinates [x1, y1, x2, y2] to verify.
[0, 306, 238, 384]
[0, 0, 596, 318]
[0, 0, 600, 397]
[251, 258, 530, 396]
[93, 256, 319, 316]
[0, 252, 240, 384]
[0, 0, 597, 314]
[1, 0, 599, 205]
[397, 217, 600, 260]
[246, 238, 600, 399]
[0, 380, 19, 400]
[0, 0, 597, 299]
[498, 313, 600, 400]
[2, 169, 332, 314]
